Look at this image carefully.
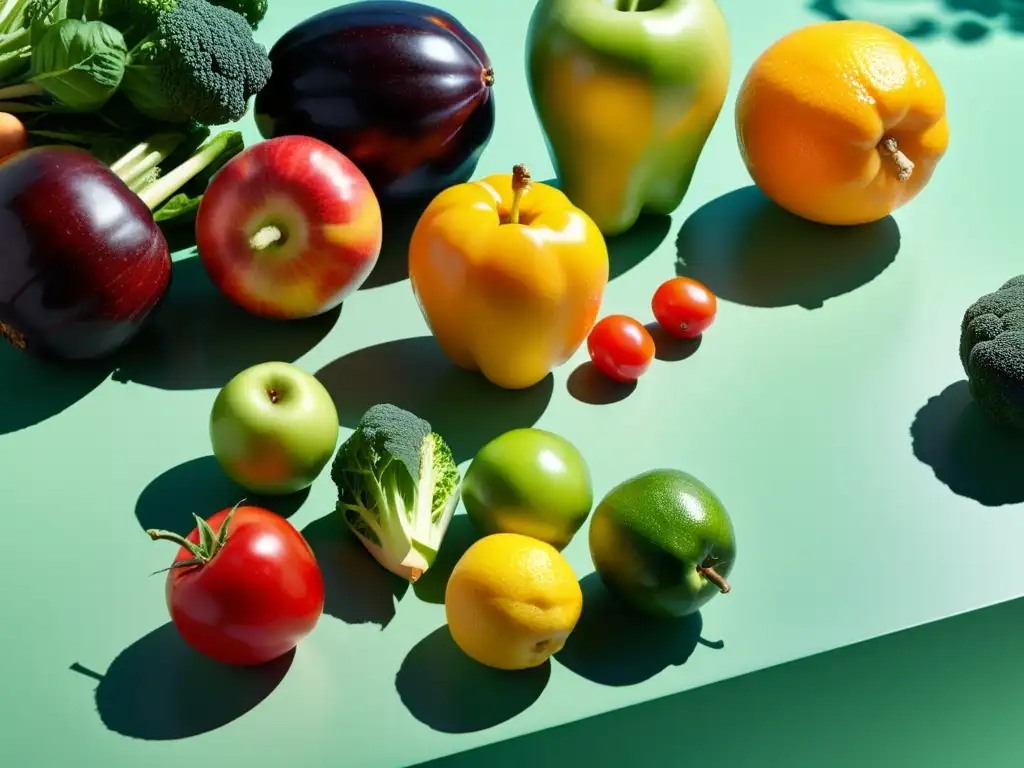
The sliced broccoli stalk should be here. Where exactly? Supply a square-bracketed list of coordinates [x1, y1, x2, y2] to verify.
[960, 275, 1024, 431]
[331, 403, 462, 583]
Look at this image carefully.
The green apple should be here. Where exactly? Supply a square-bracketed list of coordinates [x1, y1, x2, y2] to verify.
[462, 428, 593, 550]
[210, 361, 339, 495]
[526, 0, 731, 236]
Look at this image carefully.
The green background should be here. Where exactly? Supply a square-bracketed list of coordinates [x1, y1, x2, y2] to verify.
[3, 0, 1023, 766]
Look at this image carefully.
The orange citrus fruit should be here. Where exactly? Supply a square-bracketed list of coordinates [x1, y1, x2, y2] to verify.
[444, 533, 583, 670]
[735, 20, 949, 226]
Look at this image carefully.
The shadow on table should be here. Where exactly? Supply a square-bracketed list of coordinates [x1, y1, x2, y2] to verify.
[555, 573, 715, 687]
[135, 455, 310, 534]
[361, 198, 431, 290]
[80, 623, 292, 740]
[910, 380, 1024, 506]
[112, 255, 340, 391]
[606, 215, 672, 280]
[300, 513, 409, 628]
[0, 344, 111, 435]
[567, 362, 636, 405]
[644, 323, 703, 363]
[809, 0, 1024, 43]
[396, 625, 551, 733]
[412, 514, 481, 605]
[315, 336, 553, 464]
[675, 186, 900, 310]
[537, 178, 671, 281]
[408, 594, 1024, 768]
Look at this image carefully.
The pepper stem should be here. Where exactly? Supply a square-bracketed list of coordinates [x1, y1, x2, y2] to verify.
[878, 136, 914, 182]
[625, 0, 640, 10]
[699, 566, 731, 594]
[508, 164, 531, 226]
[146, 500, 244, 572]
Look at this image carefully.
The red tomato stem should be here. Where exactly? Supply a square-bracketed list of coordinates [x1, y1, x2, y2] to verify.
[146, 500, 244, 571]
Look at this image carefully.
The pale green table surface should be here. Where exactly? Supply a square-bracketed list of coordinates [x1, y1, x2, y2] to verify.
[3, 1, 1023, 766]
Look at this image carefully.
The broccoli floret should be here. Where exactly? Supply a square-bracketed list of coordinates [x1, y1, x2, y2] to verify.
[960, 275, 1024, 431]
[103, 0, 265, 29]
[120, 0, 270, 126]
[102, 0, 177, 24]
[209, 0, 265, 29]
[330, 403, 462, 583]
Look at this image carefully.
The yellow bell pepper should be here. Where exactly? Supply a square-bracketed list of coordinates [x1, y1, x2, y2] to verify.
[409, 165, 609, 390]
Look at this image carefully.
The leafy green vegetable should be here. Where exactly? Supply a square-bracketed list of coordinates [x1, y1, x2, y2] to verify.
[26, 18, 126, 111]
[330, 403, 462, 582]
[150, 128, 242, 224]
[120, 0, 271, 126]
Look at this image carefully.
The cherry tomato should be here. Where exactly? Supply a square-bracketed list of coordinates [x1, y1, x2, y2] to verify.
[148, 504, 325, 666]
[587, 314, 655, 382]
[652, 277, 717, 339]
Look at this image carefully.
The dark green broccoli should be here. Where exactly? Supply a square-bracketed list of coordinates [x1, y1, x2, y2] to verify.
[330, 403, 461, 583]
[209, 0, 265, 29]
[120, 0, 270, 126]
[102, 0, 265, 29]
[960, 275, 1024, 431]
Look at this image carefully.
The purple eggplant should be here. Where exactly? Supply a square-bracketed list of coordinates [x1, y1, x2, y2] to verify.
[254, 0, 495, 202]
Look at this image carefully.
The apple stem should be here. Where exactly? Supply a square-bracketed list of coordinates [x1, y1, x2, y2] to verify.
[0, 320, 26, 351]
[878, 136, 914, 182]
[625, 0, 640, 10]
[250, 225, 284, 251]
[508, 164, 531, 226]
[699, 566, 731, 594]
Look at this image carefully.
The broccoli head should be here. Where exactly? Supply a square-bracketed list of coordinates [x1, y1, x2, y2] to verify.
[960, 275, 1024, 431]
[330, 403, 461, 583]
[104, 0, 267, 29]
[210, 0, 266, 29]
[121, 0, 271, 126]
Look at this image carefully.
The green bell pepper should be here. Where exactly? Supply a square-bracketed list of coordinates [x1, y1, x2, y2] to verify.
[526, 0, 731, 237]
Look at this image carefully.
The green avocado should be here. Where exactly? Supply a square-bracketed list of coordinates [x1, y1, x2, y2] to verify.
[589, 468, 736, 618]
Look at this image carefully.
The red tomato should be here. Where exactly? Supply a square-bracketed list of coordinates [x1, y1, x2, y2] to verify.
[587, 314, 655, 382]
[148, 504, 325, 666]
[651, 277, 717, 339]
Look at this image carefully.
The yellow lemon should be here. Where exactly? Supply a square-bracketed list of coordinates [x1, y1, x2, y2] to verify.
[444, 533, 583, 670]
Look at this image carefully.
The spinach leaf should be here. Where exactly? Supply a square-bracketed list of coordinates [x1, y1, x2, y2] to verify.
[29, 19, 127, 113]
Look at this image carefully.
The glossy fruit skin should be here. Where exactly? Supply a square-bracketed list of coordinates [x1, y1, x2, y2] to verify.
[254, 1, 495, 203]
[462, 428, 593, 550]
[590, 469, 736, 619]
[164, 506, 325, 665]
[409, 171, 609, 390]
[526, 0, 731, 236]
[587, 314, 655, 382]
[210, 361, 340, 495]
[652, 277, 717, 339]
[445, 533, 583, 670]
[735, 20, 949, 226]
[0, 147, 170, 361]
[196, 136, 383, 320]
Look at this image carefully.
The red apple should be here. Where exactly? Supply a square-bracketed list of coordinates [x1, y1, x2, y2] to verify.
[196, 136, 383, 320]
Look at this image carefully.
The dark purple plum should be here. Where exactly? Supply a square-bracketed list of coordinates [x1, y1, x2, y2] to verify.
[0, 148, 171, 361]
[254, 0, 495, 202]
